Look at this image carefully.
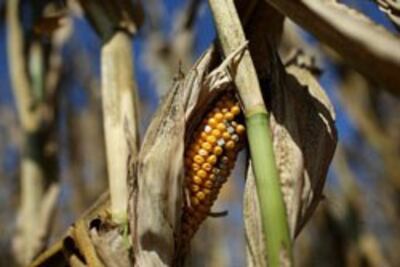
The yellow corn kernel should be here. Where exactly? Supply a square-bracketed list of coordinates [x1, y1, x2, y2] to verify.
[211, 129, 222, 138]
[192, 176, 202, 185]
[224, 112, 234, 121]
[213, 146, 223, 156]
[207, 155, 218, 165]
[196, 191, 206, 201]
[206, 135, 217, 145]
[231, 105, 241, 115]
[216, 123, 226, 131]
[200, 131, 208, 140]
[225, 140, 235, 150]
[208, 118, 218, 128]
[191, 163, 201, 171]
[193, 155, 205, 164]
[201, 142, 213, 152]
[190, 184, 200, 192]
[222, 131, 231, 140]
[236, 124, 245, 135]
[196, 169, 208, 179]
[214, 112, 224, 122]
[202, 162, 212, 171]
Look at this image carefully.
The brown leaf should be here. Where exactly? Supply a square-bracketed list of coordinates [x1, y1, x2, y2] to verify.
[244, 52, 337, 265]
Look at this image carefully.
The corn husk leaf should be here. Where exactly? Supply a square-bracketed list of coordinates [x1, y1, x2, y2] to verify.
[244, 52, 337, 266]
[130, 45, 246, 266]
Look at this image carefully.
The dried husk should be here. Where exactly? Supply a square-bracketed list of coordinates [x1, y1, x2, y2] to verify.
[244, 52, 337, 266]
[130, 45, 246, 266]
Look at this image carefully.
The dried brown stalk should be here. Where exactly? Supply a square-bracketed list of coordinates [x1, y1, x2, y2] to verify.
[101, 30, 140, 224]
[7, 0, 61, 264]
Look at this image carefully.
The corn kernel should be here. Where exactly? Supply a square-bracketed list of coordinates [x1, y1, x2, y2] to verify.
[198, 148, 209, 157]
[213, 146, 223, 156]
[206, 135, 217, 145]
[208, 118, 218, 128]
[196, 169, 208, 179]
[204, 180, 213, 189]
[209, 174, 216, 181]
[214, 113, 224, 122]
[207, 155, 218, 165]
[216, 123, 226, 131]
[196, 191, 206, 201]
[192, 144, 201, 152]
[191, 197, 200, 206]
[236, 124, 245, 135]
[191, 163, 201, 171]
[202, 162, 212, 171]
[222, 131, 231, 140]
[211, 129, 222, 138]
[190, 184, 200, 192]
[231, 105, 241, 115]
[192, 176, 202, 185]
[224, 112, 234, 121]
[203, 189, 211, 195]
[201, 142, 212, 152]
[193, 155, 205, 164]
[225, 140, 235, 150]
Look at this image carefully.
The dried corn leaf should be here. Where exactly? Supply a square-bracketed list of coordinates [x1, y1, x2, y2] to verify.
[265, 0, 400, 96]
[131, 45, 245, 266]
[374, 0, 400, 30]
[91, 227, 132, 267]
[244, 52, 337, 266]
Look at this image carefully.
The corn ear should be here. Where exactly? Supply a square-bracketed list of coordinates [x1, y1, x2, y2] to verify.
[131, 45, 247, 266]
[181, 93, 246, 243]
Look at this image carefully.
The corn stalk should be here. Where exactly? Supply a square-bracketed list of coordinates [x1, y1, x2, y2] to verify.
[7, 0, 61, 264]
[208, 0, 292, 266]
[77, 0, 142, 225]
[101, 31, 140, 224]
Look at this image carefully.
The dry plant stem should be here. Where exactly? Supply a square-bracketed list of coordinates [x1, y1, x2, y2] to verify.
[7, 0, 59, 264]
[101, 31, 139, 224]
[264, 0, 400, 97]
[208, 0, 292, 266]
[7, 0, 40, 131]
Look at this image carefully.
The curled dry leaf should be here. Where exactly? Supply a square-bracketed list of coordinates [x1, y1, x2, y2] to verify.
[131, 45, 246, 266]
[244, 53, 337, 266]
[91, 226, 132, 267]
[374, 0, 400, 30]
